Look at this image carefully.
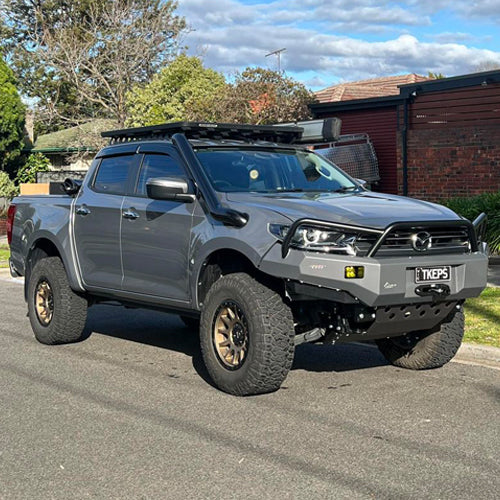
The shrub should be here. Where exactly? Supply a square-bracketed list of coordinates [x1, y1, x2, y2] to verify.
[0, 171, 18, 200]
[15, 152, 50, 184]
[441, 191, 500, 254]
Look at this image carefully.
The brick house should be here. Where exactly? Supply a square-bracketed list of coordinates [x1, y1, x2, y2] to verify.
[311, 71, 500, 201]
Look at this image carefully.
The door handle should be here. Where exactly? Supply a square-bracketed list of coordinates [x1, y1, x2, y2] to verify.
[122, 210, 140, 220]
[76, 205, 90, 216]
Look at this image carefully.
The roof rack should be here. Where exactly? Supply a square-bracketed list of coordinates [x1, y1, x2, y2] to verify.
[101, 121, 303, 145]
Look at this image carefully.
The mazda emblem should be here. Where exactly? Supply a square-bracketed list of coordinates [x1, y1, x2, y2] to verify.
[411, 231, 432, 252]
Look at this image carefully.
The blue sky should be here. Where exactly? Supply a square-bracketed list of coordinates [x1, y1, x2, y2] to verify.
[177, 0, 500, 90]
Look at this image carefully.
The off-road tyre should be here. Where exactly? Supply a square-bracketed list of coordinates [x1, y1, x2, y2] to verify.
[28, 257, 88, 345]
[200, 273, 295, 396]
[179, 315, 200, 331]
[375, 308, 464, 370]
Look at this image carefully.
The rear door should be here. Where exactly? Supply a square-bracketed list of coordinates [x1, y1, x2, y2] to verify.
[74, 152, 138, 289]
[121, 149, 195, 301]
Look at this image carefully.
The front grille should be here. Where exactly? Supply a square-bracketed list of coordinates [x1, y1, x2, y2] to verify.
[375, 225, 471, 256]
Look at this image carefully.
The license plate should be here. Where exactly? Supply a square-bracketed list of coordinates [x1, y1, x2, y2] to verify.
[415, 266, 451, 283]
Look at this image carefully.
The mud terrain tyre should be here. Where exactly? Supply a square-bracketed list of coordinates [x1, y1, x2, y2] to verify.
[28, 257, 88, 345]
[376, 308, 464, 370]
[200, 273, 295, 396]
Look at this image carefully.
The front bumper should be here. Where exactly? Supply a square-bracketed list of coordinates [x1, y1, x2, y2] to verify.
[259, 243, 488, 307]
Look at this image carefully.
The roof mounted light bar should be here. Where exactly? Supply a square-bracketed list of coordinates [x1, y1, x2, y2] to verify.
[102, 121, 303, 145]
[274, 118, 342, 143]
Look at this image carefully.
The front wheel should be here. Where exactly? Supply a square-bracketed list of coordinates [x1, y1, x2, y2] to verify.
[28, 257, 89, 345]
[376, 308, 464, 370]
[200, 273, 295, 396]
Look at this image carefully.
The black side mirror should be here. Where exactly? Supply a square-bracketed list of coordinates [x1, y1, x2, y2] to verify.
[146, 177, 195, 202]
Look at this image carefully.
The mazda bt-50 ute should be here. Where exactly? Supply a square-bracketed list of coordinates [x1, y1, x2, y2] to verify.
[8, 122, 489, 395]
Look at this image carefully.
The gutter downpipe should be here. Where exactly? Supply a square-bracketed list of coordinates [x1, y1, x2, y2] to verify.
[402, 95, 409, 196]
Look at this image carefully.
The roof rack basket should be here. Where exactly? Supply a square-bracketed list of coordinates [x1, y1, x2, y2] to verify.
[101, 121, 302, 145]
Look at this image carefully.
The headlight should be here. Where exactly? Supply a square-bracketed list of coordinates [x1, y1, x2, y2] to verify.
[269, 223, 359, 255]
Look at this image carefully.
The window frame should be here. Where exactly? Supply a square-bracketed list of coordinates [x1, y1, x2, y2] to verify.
[130, 151, 189, 199]
[90, 153, 138, 196]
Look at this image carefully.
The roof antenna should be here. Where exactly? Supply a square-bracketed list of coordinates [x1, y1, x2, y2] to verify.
[265, 48, 286, 73]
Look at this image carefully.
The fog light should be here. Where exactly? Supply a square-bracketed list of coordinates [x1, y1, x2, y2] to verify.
[345, 266, 364, 279]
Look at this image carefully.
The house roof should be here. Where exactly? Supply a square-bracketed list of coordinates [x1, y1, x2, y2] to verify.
[33, 119, 119, 153]
[315, 74, 432, 104]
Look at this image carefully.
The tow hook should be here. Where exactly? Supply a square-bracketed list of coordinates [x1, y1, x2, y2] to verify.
[415, 283, 451, 300]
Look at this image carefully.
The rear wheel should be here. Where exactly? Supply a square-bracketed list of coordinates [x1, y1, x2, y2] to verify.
[376, 308, 464, 370]
[200, 273, 295, 396]
[28, 257, 88, 345]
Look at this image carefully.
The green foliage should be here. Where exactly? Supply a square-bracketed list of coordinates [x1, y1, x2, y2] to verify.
[1, 0, 186, 129]
[0, 55, 25, 172]
[0, 171, 17, 199]
[126, 55, 227, 126]
[216, 67, 317, 124]
[15, 153, 50, 184]
[427, 71, 446, 79]
[442, 191, 500, 253]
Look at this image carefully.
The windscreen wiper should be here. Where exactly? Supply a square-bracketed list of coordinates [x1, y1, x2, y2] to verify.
[332, 186, 359, 193]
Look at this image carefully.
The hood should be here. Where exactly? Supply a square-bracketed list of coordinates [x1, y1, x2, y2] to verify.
[225, 191, 460, 229]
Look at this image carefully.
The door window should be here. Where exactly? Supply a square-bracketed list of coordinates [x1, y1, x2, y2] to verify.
[93, 155, 134, 195]
[136, 154, 185, 196]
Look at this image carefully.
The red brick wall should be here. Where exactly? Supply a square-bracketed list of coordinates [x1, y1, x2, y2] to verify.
[0, 219, 6, 236]
[401, 125, 500, 201]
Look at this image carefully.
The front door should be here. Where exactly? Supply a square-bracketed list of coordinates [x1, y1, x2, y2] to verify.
[74, 154, 136, 289]
[121, 152, 195, 301]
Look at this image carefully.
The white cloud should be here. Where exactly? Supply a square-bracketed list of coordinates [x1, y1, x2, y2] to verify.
[177, 0, 500, 87]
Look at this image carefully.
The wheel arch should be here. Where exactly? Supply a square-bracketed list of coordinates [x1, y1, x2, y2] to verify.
[24, 234, 84, 300]
[194, 246, 283, 309]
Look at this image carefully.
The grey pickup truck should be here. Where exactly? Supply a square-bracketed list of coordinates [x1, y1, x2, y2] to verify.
[8, 121, 489, 396]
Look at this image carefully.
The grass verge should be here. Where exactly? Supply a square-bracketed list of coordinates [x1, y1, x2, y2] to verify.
[464, 288, 500, 348]
[0, 243, 9, 268]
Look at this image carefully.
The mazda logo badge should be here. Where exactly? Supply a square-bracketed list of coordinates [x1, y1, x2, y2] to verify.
[411, 231, 432, 252]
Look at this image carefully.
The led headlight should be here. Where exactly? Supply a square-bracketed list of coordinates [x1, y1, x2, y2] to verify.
[269, 223, 359, 255]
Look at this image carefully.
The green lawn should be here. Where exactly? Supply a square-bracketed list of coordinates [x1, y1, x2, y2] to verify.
[0, 243, 9, 268]
[464, 288, 500, 348]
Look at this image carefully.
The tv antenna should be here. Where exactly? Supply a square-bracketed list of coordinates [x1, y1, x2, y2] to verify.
[265, 48, 286, 73]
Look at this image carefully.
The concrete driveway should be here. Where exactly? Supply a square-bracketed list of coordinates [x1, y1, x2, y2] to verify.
[0, 277, 499, 499]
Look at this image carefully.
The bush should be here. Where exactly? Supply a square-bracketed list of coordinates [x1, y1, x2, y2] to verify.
[441, 191, 500, 254]
[0, 171, 18, 200]
[15, 152, 50, 184]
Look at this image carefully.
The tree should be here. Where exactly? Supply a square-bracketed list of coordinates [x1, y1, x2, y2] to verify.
[213, 68, 317, 124]
[0, 0, 186, 128]
[427, 71, 445, 79]
[0, 55, 25, 173]
[474, 61, 500, 72]
[126, 55, 227, 126]
[15, 152, 50, 184]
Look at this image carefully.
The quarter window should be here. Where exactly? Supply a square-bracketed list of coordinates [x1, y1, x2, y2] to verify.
[136, 154, 185, 196]
[93, 155, 134, 195]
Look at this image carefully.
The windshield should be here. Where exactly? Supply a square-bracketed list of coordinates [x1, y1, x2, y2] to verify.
[195, 148, 358, 193]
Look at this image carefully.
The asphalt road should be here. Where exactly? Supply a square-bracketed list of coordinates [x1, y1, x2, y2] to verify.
[0, 277, 499, 500]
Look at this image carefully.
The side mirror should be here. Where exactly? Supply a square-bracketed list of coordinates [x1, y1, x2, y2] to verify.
[146, 177, 195, 203]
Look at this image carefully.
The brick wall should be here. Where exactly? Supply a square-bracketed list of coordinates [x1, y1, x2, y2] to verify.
[0, 219, 6, 236]
[398, 125, 500, 201]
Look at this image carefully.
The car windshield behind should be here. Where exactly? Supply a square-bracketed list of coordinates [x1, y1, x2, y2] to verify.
[195, 148, 357, 193]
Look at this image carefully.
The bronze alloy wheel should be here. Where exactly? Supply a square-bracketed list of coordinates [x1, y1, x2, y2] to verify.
[213, 301, 249, 370]
[35, 279, 54, 326]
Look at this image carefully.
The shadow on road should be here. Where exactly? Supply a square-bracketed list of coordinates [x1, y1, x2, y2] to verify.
[86, 304, 389, 384]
